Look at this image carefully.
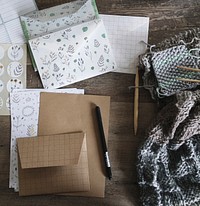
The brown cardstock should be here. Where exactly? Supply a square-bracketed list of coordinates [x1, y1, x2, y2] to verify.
[38, 93, 110, 198]
[17, 132, 90, 196]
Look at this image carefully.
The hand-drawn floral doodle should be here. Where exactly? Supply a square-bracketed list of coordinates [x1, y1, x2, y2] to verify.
[6, 98, 11, 110]
[28, 12, 116, 89]
[26, 124, 36, 136]
[12, 94, 20, 103]
[78, 57, 85, 71]
[0, 97, 3, 109]
[7, 62, 23, 77]
[8, 45, 23, 61]
[7, 79, 23, 92]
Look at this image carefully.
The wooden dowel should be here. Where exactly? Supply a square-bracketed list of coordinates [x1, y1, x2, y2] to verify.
[134, 67, 139, 135]
[177, 78, 200, 83]
[177, 66, 200, 72]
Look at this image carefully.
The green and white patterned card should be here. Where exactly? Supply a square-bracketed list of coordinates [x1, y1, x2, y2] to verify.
[20, 0, 116, 89]
[29, 19, 116, 89]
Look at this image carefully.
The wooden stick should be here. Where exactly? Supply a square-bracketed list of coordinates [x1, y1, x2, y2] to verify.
[134, 67, 139, 135]
[177, 66, 200, 72]
[177, 78, 200, 83]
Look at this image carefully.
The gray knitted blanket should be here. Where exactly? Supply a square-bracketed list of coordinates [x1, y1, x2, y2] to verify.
[137, 90, 200, 206]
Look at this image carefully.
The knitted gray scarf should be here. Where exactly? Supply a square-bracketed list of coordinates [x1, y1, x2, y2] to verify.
[137, 90, 200, 206]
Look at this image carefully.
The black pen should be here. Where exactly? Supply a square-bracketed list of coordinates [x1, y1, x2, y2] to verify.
[95, 106, 112, 180]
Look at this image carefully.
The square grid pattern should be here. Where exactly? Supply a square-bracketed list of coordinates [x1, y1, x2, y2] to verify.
[17, 132, 90, 196]
[101, 14, 149, 74]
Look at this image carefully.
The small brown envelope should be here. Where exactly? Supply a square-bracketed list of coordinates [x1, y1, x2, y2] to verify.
[17, 132, 90, 196]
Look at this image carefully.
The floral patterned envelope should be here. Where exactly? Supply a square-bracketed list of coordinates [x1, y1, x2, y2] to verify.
[20, 0, 116, 89]
[20, 0, 99, 72]
[29, 18, 116, 89]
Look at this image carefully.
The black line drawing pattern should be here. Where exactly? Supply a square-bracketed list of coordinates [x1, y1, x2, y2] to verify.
[12, 116, 24, 130]
[0, 97, 3, 109]
[12, 94, 20, 103]
[84, 45, 92, 60]
[22, 105, 35, 117]
[8, 45, 23, 61]
[6, 79, 23, 92]
[78, 57, 85, 71]
[41, 71, 51, 88]
[7, 62, 23, 78]
[0, 80, 4, 92]
[26, 124, 36, 136]
[0, 63, 4, 76]
[6, 97, 11, 111]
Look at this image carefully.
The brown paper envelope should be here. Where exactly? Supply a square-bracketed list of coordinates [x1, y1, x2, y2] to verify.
[17, 132, 90, 196]
[38, 93, 110, 197]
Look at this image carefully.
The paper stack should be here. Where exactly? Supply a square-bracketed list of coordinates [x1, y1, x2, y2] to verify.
[10, 89, 110, 197]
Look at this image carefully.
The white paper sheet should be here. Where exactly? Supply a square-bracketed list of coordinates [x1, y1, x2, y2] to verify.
[0, 0, 37, 43]
[100, 14, 149, 74]
[9, 88, 85, 191]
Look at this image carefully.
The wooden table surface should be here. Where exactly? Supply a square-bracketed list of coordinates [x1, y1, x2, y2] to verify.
[0, 0, 200, 206]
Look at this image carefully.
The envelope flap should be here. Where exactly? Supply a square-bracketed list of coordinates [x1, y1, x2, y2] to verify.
[24, 0, 89, 21]
[29, 19, 101, 60]
[17, 132, 85, 169]
[20, 0, 98, 39]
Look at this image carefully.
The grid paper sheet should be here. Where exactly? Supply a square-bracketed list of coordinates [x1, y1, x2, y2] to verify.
[9, 88, 85, 191]
[17, 133, 90, 196]
[17, 133, 84, 169]
[0, 0, 37, 43]
[100, 14, 149, 74]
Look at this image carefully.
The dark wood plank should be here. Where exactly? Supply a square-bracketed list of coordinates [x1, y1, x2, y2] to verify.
[0, 0, 200, 205]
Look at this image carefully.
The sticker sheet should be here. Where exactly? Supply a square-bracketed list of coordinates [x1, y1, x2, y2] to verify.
[9, 88, 84, 191]
[0, 44, 27, 115]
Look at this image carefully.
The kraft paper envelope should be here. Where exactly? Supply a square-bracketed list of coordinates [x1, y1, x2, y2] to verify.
[38, 93, 110, 197]
[17, 132, 90, 196]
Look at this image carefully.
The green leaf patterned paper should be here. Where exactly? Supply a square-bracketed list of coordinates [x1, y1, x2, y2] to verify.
[29, 19, 116, 89]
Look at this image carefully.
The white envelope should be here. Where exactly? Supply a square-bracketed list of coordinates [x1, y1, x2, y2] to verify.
[20, 0, 98, 39]
[28, 18, 116, 89]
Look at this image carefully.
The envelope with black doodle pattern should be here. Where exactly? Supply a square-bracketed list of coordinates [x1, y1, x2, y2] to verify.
[28, 18, 116, 89]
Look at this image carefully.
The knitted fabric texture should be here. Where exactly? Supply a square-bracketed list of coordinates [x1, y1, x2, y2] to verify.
[140, 28, 200, 99]
[137, 90, 200, 206]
